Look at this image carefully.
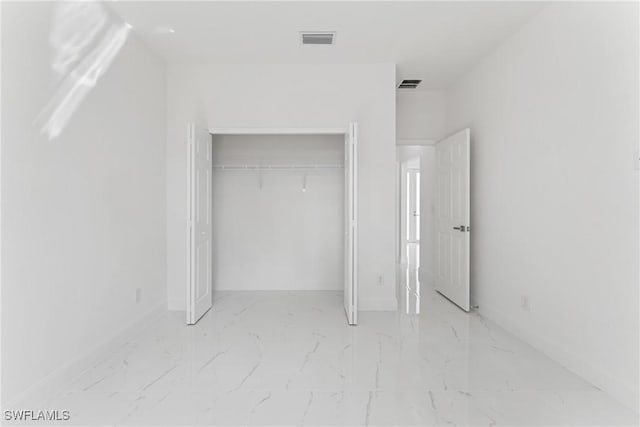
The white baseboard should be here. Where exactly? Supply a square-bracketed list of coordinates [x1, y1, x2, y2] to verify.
[478, 302, 639, 414]
[360, 296, 398, 311]
[213, 286, 343, 292]
[2, 301, 166, 410]
[172, 291, 396, 312]
[419, 269, 434, 287]
[168, 298, 184, 311]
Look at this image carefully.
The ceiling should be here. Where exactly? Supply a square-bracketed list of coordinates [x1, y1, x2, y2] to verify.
[108, 1, 545, 89]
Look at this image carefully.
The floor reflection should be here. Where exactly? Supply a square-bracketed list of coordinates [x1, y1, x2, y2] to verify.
[402, 242, 421, 315]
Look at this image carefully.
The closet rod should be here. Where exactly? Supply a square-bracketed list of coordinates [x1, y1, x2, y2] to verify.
[212, 164, 343, 170]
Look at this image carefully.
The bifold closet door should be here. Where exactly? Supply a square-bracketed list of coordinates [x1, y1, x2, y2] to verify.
[344, 122, 358, 325]
[187, 122, 213, 325]
[435, 128, 470, 312]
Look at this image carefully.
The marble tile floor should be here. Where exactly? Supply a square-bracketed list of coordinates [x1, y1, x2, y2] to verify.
[14, 288, 639, 426]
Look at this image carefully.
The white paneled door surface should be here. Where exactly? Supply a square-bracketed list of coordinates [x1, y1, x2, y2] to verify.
[187, 123, 213, 325]
[344, 122, 358, 325]
[435, 128, 471, 312]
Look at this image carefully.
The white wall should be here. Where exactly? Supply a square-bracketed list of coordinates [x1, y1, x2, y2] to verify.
[396, 90, 446, 143]
[212, 134, 343, 291]
[167, 64, 397, 311]
[1, 2, 166, 404]
[446, 2, 639, 411]
[419, 148, 436, 285]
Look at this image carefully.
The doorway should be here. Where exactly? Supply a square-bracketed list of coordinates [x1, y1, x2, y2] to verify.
[396, 128, 471, 314]
[397, 145, 435, 314]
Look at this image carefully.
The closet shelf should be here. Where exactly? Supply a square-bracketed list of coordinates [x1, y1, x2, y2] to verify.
[212, 164, 343, 170]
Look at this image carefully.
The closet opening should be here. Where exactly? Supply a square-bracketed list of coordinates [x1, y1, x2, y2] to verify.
[186, 125, 358, 327]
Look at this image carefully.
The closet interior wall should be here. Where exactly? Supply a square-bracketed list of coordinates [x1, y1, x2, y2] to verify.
[212, 134, 344, 291]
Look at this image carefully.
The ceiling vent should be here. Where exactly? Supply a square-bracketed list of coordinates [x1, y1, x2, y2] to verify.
[301, 32, 336, 45]
[398, 79, 422, 89]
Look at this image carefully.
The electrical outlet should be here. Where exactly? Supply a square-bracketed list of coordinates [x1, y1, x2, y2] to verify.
[135, 288, 142, 303]
[520, 295, 530, 312]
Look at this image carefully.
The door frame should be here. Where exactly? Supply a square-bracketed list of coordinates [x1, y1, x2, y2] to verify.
[209, 127, 347, 135]
[186, 125, 357, 324]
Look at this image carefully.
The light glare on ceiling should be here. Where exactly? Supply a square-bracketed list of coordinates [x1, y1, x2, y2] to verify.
[153, 26, 176, 35]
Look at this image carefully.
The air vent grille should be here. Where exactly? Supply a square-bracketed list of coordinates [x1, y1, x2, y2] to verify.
[301, 32, 336, 45]
[398, 79, 422, 89]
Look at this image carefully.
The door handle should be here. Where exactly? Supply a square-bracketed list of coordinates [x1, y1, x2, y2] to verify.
[453, 226, 465, 231]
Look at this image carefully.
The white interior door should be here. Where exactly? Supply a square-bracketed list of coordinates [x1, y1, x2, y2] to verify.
[187, 123, 213, 325]
[344, 122, 358, 325]
[435, 128, 470, 311]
